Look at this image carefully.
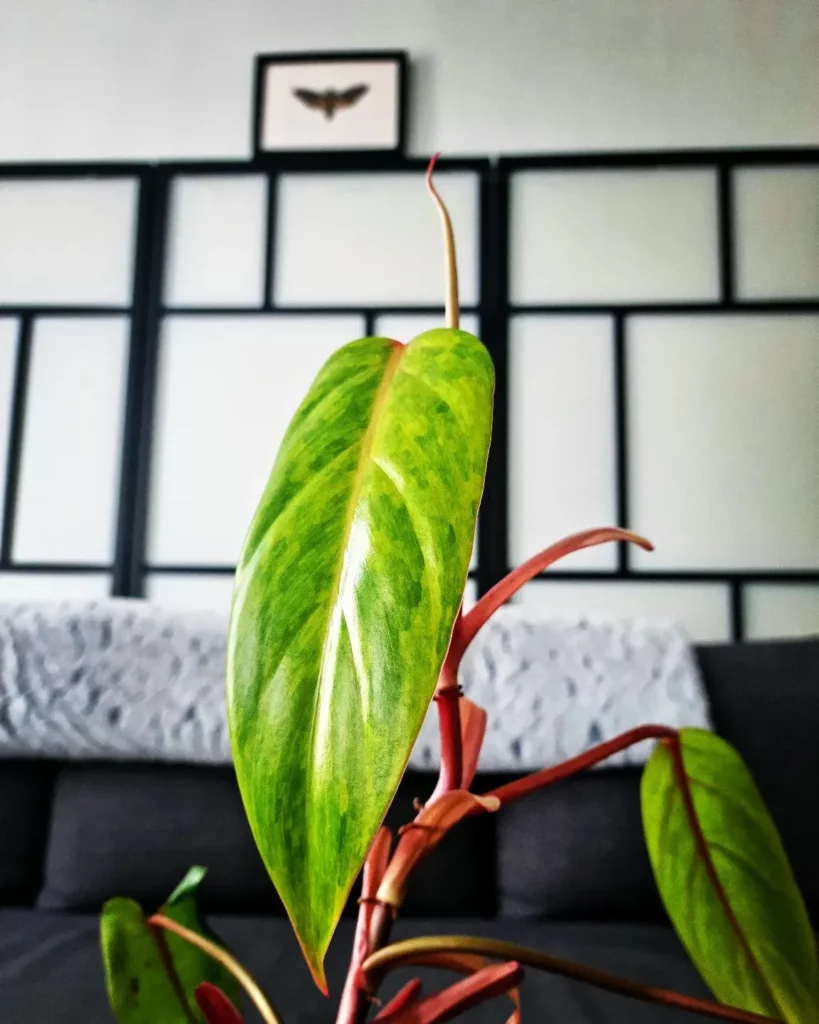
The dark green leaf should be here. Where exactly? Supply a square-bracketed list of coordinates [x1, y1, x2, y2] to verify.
[101, 868, 241, 1023]
[227, 328, 494, 988]
[641, 728, 819, 1022]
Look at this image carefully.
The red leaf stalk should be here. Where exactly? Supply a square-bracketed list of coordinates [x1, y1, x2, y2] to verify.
[483, 724, 678, 806]
[337, 828, 393, 1024]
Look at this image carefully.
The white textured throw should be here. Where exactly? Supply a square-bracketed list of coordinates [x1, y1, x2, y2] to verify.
[0, 600, 711, 768]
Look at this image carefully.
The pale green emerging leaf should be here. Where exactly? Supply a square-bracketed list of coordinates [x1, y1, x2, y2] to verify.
[227, 328, 494, 988]
[642, 728, 819, 1023]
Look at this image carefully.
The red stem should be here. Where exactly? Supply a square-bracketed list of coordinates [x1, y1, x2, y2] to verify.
[482, 724, 677, 806]
[363, 938, 780, 1024]
[429, 677, 463, 801]
[337, 829, 393, 1024]
[450, 528, 652, 665]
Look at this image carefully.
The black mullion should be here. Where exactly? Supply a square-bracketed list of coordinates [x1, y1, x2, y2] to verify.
[717, 163, 735, 304]
[509, 301, 819, 315]
[113, 173, 160, 594]
[477, 163, 509, 597]
[4, 562, 110, 574]
[149, 564, 235, 575]
[1, 149, 815, 181]
[263, 173, 278, 309]
[527, 570, 819, 584]
[0, 316, 33, 565]
[160, 304, 480, 317]
[363, 311, 377, 337]
[112, 171, 170, 597]
[613, 313, 630, 572]
[0, 306, 131, 317]
[729, 579, 744, 641]
[497, 147, 819, 173]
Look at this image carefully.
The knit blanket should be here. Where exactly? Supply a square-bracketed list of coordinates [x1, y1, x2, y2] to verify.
[0, 600, 711, 769]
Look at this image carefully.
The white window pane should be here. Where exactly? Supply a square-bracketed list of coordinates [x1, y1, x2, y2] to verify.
[0, 320, 19, 528]
[374, 313, 479, 342]
[14, 318, 128, 562]
[274, 172, 478, 306]
[146, 573, 235, 619]
[735, 167, 819, 300]
[515, 581, 730, 643]
[164, 175, 267, 308]
[148, 314, 364, 565]
[510, 170, 719, 304]
[0, 573, 110, 600]
[510, 316, 616, 570]
[0, 179, 136, 305]
[745, 585, 819, 640]
[629, 315, 819, 570]
[463, 577, 478, 612]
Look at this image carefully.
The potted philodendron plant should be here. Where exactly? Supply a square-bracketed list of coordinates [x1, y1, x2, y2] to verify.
[100, 159, 819, 1024]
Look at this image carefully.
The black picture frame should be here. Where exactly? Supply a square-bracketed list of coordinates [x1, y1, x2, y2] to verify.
[252, 50, 408, 165]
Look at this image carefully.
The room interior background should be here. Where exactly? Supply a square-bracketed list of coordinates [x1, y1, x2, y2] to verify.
[0, 0, 816, 644]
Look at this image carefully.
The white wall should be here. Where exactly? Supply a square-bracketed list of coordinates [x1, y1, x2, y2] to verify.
[0, 0, 817, 641]
[0, 0, 817, 162]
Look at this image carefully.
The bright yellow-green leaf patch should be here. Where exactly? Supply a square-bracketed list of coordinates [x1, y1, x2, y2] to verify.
[227, 328, 494, 989]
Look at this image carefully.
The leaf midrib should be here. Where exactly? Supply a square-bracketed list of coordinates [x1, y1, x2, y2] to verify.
[675, 749, 788, 1019]
[303, 340, 405, 901]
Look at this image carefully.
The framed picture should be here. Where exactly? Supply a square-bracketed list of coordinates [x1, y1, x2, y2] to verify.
[253, 51, 407, 160]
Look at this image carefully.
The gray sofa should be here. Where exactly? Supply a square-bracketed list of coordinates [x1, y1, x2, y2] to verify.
[1, 637, 817, 1022]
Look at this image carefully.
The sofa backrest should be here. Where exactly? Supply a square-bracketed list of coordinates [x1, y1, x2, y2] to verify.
[2, 638, 817, 925]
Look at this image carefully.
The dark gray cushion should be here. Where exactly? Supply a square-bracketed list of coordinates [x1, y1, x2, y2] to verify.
[0, 908, 709, 1024]
[695, 637, 819, 925]
[0, 761, 55, 905]
[38, 764, 497, 917]
[497, 768, 664, 922]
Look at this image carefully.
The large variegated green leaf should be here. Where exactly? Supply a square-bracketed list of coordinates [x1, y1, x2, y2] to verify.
[642, 728, 819, 1023]
[227, 328, 493, 989]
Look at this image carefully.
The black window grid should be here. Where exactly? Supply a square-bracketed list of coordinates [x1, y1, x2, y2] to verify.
[0, 147, 816, 639]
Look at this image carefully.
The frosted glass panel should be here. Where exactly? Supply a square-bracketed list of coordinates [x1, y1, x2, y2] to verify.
[146, 573, 235, 618]
[164, 175, 267, 307]
[745, 585, 819, 640]
[0, 320, 19, 529]
[374, 314, 479, 341]
[0, 573, 110, 600]
[149, 314, 364, 564]
[629, 315, 819, 570]
[515, 581, 730, 642]
[509, 316, 616, 570]
[735, 167, 819, 299]
[510, 169, 719, 303]
[14, 318, 128, 562]
[0, 179, 136, 305]
[275, 173, 478, 306]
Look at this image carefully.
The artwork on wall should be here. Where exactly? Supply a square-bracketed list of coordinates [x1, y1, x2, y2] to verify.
[252, 51, 407, 159]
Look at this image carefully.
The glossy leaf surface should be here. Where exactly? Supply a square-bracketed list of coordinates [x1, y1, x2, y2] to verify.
[227, 329, 494, 988]
[642, 728, 819, 1023]
[101, 867, 240, 1023]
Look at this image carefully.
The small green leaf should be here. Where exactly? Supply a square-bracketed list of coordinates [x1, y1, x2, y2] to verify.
[101, 868, 240, 1024]
[102, 897, 186, 1024]
[641, 728, 819, 1023]
[227, 328, 494, 988]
